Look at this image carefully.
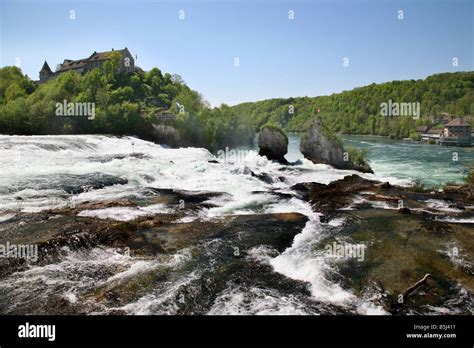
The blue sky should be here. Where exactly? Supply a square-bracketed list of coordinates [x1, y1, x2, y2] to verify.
[0, 0, 472, 106]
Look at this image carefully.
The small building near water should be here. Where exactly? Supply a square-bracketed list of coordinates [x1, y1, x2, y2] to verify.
[415, 125, 429, 134]
[421, 128, 443, 143]
[420, 118, 471, 146]
[440, 118, 471, 146]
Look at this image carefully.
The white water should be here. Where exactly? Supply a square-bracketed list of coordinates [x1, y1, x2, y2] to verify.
[0, 134, 407, 314]
[78, 204, 171, 221]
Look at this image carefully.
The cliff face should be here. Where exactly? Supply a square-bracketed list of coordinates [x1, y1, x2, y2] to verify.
[300, 119, 373, 173]
[258, 125, 289, 163]
[300, 119, 346, 168]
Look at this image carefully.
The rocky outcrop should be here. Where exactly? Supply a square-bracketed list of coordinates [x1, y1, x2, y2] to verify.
[337, 207, 474, 314]
[292, 174, 380, 215]
[152, 124, 181, 148]
[441, 184, 474, 202]
[291, 174, 474, 314]
[1, 171, 472, 315]
[299, 119, 373, 173]
[293, 173, 473, 220]
[258, 125, 288, 163]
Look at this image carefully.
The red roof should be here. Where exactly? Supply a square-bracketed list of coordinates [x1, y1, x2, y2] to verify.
[57, 48, 128, 72]
[415, 126, 429, 132]
[427, 128, 443, 135]
[445, 118, 470, 127]
[57, 59, 87, 71]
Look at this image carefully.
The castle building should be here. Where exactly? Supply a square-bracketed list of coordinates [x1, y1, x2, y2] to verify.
[39, 48, 136, 82]
[39, 61, 54, 82]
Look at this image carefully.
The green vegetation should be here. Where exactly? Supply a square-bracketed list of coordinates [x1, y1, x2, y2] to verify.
[230, 71, 474, 139]
[0, 65, 254, 152]
[318, 120, 342, 145]
[409, 131, 422, 141]
[434, 170, 474, 191]
[465, 171, 474, 187]
[408, 179, 426, 193]
[1, 67, 472, 151]
[260, 124, 288, 145]
[346, 146, 369, 169]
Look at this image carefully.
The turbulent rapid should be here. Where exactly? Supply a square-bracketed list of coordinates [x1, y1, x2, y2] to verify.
[0, 135, 472, 315]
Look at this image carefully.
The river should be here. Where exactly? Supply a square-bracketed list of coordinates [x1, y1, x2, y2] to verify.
[0, 134, 472, 315]
[282, 133, 474, 187]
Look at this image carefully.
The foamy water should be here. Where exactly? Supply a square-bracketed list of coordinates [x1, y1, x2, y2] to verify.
[0, 135, 409, 314]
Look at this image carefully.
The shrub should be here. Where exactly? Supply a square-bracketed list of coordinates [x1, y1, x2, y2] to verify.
[260, 124, 288, 145]
[409, 179, 426, 192]
[409, 131, 421, 141]
[465, 170, 474, 187]
[346, 146, 369, 167]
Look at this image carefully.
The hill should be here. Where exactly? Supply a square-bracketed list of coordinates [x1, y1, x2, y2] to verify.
[231, 71, 474, 138]
[0, 65, 254, 152]
[1, 66, 472, 151]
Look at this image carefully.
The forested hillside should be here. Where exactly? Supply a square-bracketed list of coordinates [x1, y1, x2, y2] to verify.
[0, 64, 254, 151]
[1, 66, 472, 150]
[231, 71, 474, 138]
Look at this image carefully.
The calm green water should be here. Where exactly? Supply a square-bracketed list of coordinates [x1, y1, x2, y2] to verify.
[285, 133, 474, 187]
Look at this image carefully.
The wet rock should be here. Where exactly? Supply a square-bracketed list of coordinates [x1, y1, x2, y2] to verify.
[319, 215, 330, 223]
[251, 171, 275, 184]
[292, 174, 380, 215]
[0, 206, 307, 276]
[330, 208, 474, 314]
[136, 212, 308, 254]
[375, 181, 391, 189]
[299, 118, 373, 173]
[299, 118, 345, 169]
[293, 172, 474, 314]
[258, 125, 288, 163]
[372, 194, 401, 202]
[15, 173, 128, 195]
[443, 184, 472, 195]
[152, 124, 181, 148]
[290, 182, 322, 201]
[449, 204, 465, 210]
[294, 174, 473, 221]
[63, 199, 136, 214]
[0, 208, 311, 315]
[87, 153, 151, 163]
[84, 212, 344, 315]
[144, 187, 228, 208]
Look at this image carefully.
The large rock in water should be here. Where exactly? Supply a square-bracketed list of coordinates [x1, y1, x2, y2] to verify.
[299, 119, 372, 173]
[258, 125, 288, 163]
[152, 124, 181, 148]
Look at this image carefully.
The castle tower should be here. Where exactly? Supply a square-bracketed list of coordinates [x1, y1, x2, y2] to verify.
[39, 61, 53, 82]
